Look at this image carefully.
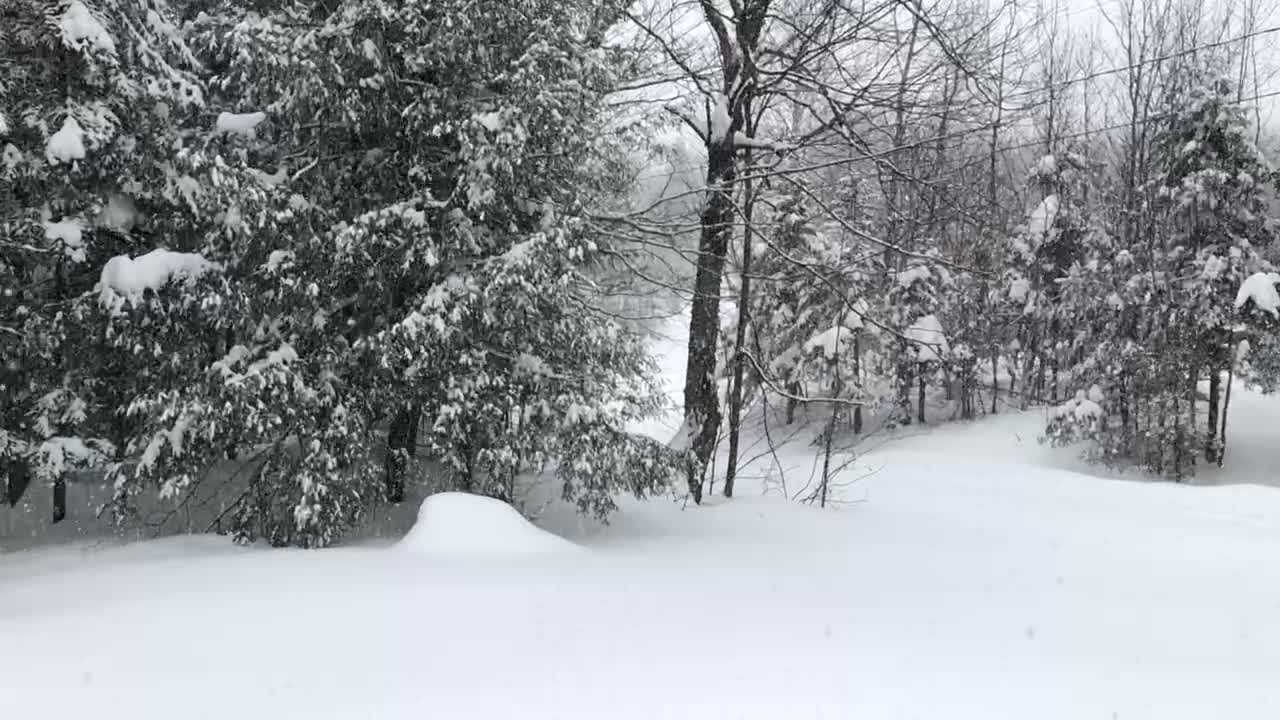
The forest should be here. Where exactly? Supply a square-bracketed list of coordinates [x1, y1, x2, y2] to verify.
[5, 0, 1280, 547]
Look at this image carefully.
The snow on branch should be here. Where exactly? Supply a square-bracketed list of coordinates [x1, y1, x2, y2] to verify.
[733, 131, 791, 153]
[60, 1, 117, 55]
[216, 111, 267, 137]
[906, 314, 949, 362]
[97, 250, 220, 310]
[46, 116, 86, 164]
[1235, 272, 1280, 317]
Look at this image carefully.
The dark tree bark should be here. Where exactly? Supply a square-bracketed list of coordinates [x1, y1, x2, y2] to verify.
[384, 404, 420, 503]
[4, 457, 30, 508]
[52, 475, 66, 524]
[917, 366, 926, 424]
[1206, 368, 1221, 463]
[681, 0, 768, 504]
[897, 351, 913, 426]
[852, 335, 863, 434]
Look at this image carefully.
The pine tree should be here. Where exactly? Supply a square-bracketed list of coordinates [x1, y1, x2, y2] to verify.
[5, 0, 683, 545]
[1047, 72, 1277, 477]
[1, 0, 205, 520]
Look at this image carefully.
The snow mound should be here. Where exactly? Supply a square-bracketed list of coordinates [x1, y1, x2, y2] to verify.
[1234, 271, 1280, 317]
[398, 493, 577, 556]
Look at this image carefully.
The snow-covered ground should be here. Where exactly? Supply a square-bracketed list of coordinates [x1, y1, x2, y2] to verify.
[3, 311, 1280, 719]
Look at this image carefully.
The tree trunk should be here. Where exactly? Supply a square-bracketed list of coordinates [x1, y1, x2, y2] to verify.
[991, 348, 999, 414]
[385, 404, 420, 503]
[724, 112, 759, 500]
[683, 135, 734, 504]
[52, 475, 66, 524]
[898, 350, 913, 426]
[917, 366, 926, 424]
[852, 335, 863, 434]
[4, 457, 30, 507]
[1205, 367, 1220, 463]
[682, 0, 767, 504]
[1220, 340, 1237, 467]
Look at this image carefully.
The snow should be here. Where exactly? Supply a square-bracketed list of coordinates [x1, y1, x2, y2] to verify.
[474, 111, 503, 132]
[1027, 193, 1059, 239]
[96, 193, 138, 232]
[897, 263, 932, 288]
[906, 313, 949, 362]
[841, 305, 864, 329]
[263, 249, 293, 273]
[46, 115, 86, 164]
[43, 218, 86, 262]
[803, 325, 854, 360]
[1034, 153, 1056, 176]
[709, 92, 731, 142]
[59, 1, 117, 55]
[1202, 254, 1228, 279]
[97, 249, 218, 308]
[1087, 383, 1105, 403]
[34, 436, 112, 479]
[5, 404, 1280, 719]
[249, 166, 288, 187]
[215, 111, 266, 136]
[1055, 390, 1104, 421]
[398, 492, 578, 556]
[625, 307, 688, 443]
[1009, 276, 1030, 302]
[6, 311, 1280, 720]
[1234, 271, 1280, 316]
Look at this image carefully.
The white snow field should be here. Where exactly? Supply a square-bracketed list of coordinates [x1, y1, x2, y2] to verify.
[3, 311, 1280, 719]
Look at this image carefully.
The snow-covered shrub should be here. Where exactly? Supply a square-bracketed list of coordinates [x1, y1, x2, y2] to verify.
[1044, 386, 1109, 455]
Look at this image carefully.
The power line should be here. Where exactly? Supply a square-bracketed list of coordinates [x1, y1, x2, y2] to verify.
[998, 24, 1280, 104]
[980, 86, 1280, 160]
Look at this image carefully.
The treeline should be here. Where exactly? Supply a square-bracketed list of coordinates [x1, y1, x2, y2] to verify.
[5, 0, 1280, 545]
[613, 0, 1280, 500]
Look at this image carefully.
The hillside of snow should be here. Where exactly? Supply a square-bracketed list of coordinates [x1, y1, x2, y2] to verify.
[3, 309, 1280, 719]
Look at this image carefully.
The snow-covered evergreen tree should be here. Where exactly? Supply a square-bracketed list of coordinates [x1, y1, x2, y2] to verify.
[1047, 73, 1278, 477]
[5, 0, 682, 545]
[1, 0, 205, 519]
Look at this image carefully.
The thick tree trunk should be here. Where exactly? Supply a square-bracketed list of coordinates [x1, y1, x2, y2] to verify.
[683, 0, 767, 503]
[4, 457, 30, 507]
[683, 136, 735, 504]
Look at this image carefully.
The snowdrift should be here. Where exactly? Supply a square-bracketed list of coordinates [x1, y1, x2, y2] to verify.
[397, 492, 577, 556]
